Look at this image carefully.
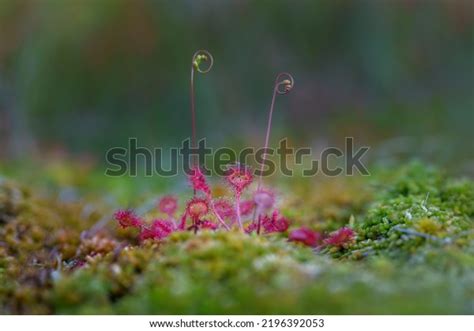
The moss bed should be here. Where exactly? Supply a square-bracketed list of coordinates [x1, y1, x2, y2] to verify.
[0, 162, 473, 314]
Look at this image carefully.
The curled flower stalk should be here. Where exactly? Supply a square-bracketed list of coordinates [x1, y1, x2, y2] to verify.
[190, 50, 214, 155]
[252, 73, 294, 224]
[189, 50, 213, 198]
[257, 72, 294, 190]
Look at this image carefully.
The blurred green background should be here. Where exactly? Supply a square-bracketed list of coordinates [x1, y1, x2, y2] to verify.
[0, 0, 473, 175]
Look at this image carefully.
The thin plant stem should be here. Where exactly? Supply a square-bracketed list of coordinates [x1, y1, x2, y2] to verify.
[257, 85, 278, 190]
[256, 214, 262, 235]
[235, 192, 243, 230]
[257, 72, 294, 191]
[209, 197, 231, 230]
[252, 73, 294, 225]
[169, 216, 178, 229]
[189, 50, 213, 167]
[190, 67, 197, 151]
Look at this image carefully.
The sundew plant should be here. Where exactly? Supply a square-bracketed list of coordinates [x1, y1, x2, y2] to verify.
[113, 51, 354, 249]
[1, 3, 474, 328]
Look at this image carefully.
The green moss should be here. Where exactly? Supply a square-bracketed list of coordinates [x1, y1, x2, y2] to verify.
[0, 179, 110, 313]
[441, 179, 474, 217]
[1, 162, 473, 314]
[0, 178, 30, 225]
[48, 231, 473, 314]
[377, 162, 444, 198]
[346, 162, 473, 261]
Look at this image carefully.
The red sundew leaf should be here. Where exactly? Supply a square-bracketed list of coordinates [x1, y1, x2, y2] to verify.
[199, 220, 218, 230]
[186, 197, 210, 220]
[253, 188, 275, 210]
[188, 167, 210, 194]
[214, 199, 236, 219]
[139, 219, 174, 241]
[158, 195, 178, 216]
[114, 209, 143, 228]
[262, 211, 289, 233]
[225, 164, 253, 194]
[239, 199, 256, 216]
[288, 227, 323, 247]
[324, 227, 355, 247]
[246, 210, 290, 234]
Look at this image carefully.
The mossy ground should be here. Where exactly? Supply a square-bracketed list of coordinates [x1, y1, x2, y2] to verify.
[0, 162, 473, 314]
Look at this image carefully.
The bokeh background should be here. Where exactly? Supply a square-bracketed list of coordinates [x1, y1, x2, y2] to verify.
[0, 0, 473, 185]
